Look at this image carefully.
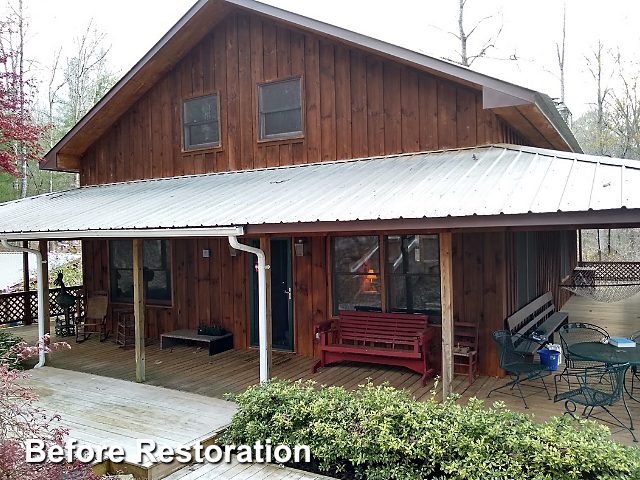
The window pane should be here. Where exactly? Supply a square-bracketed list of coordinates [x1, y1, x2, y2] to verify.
[110, 240, 171, 304]
[188, 122, 219, 146]
[111, 240, 132, 269]
[386, 235, 439, 275]
[184, 95, 218, 124]
[263, 109, 302, 137]
[115, 269, 134, 300]
[332, 236, 380, 315]
[260, 79, 301, 112]
[333, 274, 381, 314]
[333, 236, 380, 274]
[387, 274, 441, 313]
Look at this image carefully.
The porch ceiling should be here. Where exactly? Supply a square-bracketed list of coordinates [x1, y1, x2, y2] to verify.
[2, 144, 640, 240]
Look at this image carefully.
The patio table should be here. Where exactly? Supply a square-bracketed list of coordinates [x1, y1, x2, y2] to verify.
[567, 341, 640, 428]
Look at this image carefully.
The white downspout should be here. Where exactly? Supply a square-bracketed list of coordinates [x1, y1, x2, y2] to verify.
[1, 239, 46, 368]
[228, 236, 270, 383]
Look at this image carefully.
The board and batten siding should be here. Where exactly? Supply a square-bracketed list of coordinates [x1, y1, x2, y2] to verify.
[82, 235, 327, 357]
[80, 11, 526, 185]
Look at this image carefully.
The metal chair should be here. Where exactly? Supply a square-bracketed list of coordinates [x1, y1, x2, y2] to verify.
[487, 330, 551, 408]
[554, 363, 636, 442]
[559, 322, 610, 370]
[75, 291, 109, 343]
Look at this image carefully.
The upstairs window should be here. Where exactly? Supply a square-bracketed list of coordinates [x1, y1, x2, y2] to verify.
[258, 78, 303, 140]
[183, 94, 220, 150]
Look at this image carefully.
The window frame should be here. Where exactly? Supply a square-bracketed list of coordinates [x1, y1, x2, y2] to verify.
[383, 234, 441, 316]
[330, 235, 382, 317]
[109, 239, 173, 307]
[329, 234, 442, 319]
[182, 92, 221, 152]
[257, 76, 304, 142]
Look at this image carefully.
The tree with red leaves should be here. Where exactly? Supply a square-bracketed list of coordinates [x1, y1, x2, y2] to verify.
[0, 3, 47, 183]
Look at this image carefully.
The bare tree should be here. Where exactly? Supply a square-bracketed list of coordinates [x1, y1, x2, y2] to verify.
[556, 3, 566, 105]
[585, 41, 614, 156]
[450, 0, 504, 67]
[63, 21, 114, 128]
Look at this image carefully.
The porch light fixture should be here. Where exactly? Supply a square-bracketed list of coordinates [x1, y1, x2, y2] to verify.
[294, 237, 308, 257]
[229, 245, 239, 257]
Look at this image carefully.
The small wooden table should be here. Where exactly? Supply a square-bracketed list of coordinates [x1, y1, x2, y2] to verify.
[160, 329, 233, 356]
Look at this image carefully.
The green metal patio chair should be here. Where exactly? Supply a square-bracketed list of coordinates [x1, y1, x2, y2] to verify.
[553, 363, 636, 442]
[487, 330, 551, 408]
[557, 322, 610, 389]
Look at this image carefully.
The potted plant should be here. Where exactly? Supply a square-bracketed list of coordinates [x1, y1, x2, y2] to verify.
[197, 324, 226, 336]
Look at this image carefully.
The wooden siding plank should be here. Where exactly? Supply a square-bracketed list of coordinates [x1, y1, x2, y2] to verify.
[383, 62, 402, 155]
[456, 87, 477, 148]
[262, 20, 277, 81]
[334, 46, 352, 160]
[350, 51, 368, 159]
[401, 67, 420, 154]
[250, 16, 265, 168]
[238, 14, 254, 171]
[290, 31, 306, 165]
[319, 41, 336, 161]
[305, 35, 321, 163]
[213, 29, 228, 172]
[276, 25, 291, 78]
[419, 74, 438, 151]
[437, 80, 457, 149]
[366, 55, 384, 156]
[293, 237, 313, 356]
[226, 14, 241, 171]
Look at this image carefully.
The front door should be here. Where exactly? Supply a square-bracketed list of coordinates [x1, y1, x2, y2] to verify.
[250, 238, 294, 351]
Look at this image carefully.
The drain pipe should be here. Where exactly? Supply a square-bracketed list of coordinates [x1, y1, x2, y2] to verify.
[228, 236, 270, 383]
[1, 239, 46, 368]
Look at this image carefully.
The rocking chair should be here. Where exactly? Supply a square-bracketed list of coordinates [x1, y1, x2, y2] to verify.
[75, 291, 109, 343]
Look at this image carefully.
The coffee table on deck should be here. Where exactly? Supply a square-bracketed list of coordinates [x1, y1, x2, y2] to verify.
[160, 329, 233, 356]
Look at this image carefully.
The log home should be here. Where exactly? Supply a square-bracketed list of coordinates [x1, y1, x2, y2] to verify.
[2, 0, 639, 390]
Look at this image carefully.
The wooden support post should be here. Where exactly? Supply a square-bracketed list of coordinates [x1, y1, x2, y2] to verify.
[260, 237, 273, 374]
[133, 239, 145, 383]
[38, 241, 50, 335]
[22, 241, 32, 325]
[439, 233, 454, 401]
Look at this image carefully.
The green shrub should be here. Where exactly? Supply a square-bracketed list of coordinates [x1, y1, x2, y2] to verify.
[222, 380, 640, 480]
[0, 331, 25, 370]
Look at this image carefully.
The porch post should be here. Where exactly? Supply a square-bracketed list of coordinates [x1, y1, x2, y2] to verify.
[259, 238, 273, 373]
[38, 241, 50, 335]
[439, 233, 454, 400]
[22, 241, 32, 325]
[133, 238, 145, 382]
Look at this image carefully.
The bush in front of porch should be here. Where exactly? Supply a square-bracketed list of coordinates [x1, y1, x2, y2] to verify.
[223, 380, 640, 480]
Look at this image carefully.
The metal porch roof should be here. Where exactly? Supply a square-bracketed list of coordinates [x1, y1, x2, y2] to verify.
[3, 144, 640, 240]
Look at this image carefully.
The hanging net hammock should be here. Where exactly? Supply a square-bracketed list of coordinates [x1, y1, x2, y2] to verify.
[562, 262, 640, 303]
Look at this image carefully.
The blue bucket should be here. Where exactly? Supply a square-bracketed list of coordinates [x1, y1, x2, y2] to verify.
[538, 349, 560, 371]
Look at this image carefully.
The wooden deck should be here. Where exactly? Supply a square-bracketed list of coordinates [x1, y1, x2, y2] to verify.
[21, 367, 237, 479]
[7, 292, 640, 447]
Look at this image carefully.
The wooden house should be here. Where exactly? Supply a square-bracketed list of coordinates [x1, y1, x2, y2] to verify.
[2, 0, 640, 389]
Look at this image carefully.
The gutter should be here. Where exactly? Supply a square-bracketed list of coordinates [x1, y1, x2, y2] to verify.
[1, 227, 245, 241]
[1, 239, 46, 368]
[228, 236, 270, 383]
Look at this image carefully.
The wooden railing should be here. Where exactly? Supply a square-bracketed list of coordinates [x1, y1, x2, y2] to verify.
[0, 286, 84, 326]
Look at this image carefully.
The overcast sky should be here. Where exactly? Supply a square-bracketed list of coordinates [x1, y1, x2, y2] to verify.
[10, 0, 640, 118]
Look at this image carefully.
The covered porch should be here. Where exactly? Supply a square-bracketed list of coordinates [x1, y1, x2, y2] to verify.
[9, 290, 640, 446]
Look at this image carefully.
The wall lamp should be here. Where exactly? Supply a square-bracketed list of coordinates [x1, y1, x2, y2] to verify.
[294, 237, 308, 257]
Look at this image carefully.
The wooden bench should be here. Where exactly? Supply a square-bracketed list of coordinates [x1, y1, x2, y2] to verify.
[160, 329, 234, 356]
[312, 311, 437, 386]
[505, 292, 568, 354]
